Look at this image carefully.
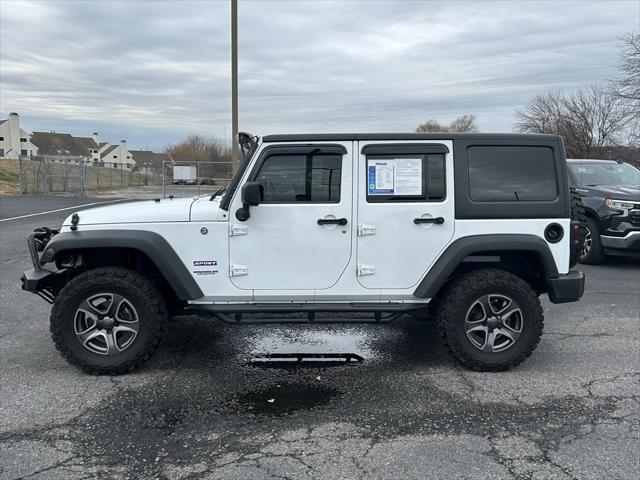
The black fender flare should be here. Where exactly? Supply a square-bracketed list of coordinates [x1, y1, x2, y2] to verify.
[42, 230, 204, 300]
[413, 234, 559, 299]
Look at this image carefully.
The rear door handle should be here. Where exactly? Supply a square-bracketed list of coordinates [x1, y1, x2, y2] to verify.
[413, 217, 445, 225]
[318, 218, 348, 226]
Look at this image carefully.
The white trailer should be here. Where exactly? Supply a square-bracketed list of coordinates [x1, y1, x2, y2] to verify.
[172, 165, 197, 185]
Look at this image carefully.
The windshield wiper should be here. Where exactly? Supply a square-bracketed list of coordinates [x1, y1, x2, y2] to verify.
[210, 186, 226, 201]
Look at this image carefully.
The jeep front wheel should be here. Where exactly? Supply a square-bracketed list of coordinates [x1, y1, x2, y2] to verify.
[435, 269, 543, 372]
[50, 267, 168, 375]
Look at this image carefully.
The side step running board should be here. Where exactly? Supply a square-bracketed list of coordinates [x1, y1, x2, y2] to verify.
[187, 302, 427, 324]
[211, 311, 405, 324]
[189, 302, 425, 313]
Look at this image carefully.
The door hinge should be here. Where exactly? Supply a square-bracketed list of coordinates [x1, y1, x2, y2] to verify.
[357, 264, 376, 276]
[358, 224, 376, 236]
[229, 224, 248, 236]
[230, 264, 248, 276]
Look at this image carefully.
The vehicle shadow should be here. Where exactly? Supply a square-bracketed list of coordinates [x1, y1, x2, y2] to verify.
[596, 256, 640, 268]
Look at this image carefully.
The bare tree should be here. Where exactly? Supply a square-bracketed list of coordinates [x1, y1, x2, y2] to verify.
[415, 119, 445, 133]
[448, 114, 479, 132]
[166, 135, 232, 179]
[516, 86, 630, 158]
[612, 32, 640, 116]
[416, 114, 479, 133]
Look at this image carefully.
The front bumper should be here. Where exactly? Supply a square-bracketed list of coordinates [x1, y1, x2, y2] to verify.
[21, 227, 59, 303]
[548, 270, 585, 304]
[21, 268, 55, 303]
[601, 231, 640, 256]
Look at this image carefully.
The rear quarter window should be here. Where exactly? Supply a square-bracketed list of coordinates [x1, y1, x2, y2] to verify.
[468, 146, 558, 202]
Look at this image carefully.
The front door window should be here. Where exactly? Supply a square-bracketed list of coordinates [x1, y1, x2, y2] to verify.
[255, 153, 342, 203]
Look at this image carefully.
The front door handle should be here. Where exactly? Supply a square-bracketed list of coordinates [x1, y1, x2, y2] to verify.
[414, 216, 445, 225]
[318, 218, 348, 226]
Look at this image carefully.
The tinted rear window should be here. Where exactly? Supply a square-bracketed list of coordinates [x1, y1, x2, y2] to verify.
[468, 146, 557, 202]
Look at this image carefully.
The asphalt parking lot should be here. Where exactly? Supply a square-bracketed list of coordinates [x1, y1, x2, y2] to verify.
[0, 195, 638, 480]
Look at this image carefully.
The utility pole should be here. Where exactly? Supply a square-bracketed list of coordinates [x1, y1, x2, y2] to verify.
[231, 0, 239, 173]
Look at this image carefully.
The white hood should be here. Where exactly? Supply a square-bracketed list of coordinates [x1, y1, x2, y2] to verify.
[62, 197, 197, 226]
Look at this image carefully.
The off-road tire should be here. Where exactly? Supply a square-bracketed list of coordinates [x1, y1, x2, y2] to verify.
[50, 267, 167, 375]
[435, 269, 543, 372]
[579, 216, 604, 265]
[569, 187, 587, 268]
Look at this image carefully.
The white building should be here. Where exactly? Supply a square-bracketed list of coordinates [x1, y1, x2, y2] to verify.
[1, 113, 134, 169]
[99, 139, 134, 169]
[0, 112, 38, 158]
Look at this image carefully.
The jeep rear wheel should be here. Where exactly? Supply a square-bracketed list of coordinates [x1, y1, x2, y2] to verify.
[435, 269, 543, 372]
[569, 187, 587, 268]
[50, 267, 167, 375]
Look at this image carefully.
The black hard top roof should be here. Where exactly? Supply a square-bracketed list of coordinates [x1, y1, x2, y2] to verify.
[262, 133, 561, 142]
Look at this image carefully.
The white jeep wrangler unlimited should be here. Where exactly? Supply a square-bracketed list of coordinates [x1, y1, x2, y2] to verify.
[22, 133, 585, 374]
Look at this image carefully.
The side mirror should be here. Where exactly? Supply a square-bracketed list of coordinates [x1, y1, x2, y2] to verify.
[235, 206, 250, 221]
[235, 182, 263, 221]
[241, 181, 263, 206]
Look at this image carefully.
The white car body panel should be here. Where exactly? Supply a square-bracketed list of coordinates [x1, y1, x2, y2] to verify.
[356, 140, 455, 289]
[452, 219, 570, 275]
[62, 197, 196, 226]
[228, 141, 354, 291]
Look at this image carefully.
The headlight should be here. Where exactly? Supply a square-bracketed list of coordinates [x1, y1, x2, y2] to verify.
[605, 198, 634, 209]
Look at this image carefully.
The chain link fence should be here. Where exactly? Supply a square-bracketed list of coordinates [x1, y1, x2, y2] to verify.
[15, 157, 163, 195]
[161, 160, 233, 198]
[7, 157, 234, 197]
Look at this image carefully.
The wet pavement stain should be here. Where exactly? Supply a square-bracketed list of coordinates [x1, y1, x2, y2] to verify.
[232, 382, 342, 416]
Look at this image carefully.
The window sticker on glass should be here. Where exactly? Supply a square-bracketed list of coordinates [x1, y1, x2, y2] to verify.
[367, 158, 422, 196]
[368, 160, 394, 194]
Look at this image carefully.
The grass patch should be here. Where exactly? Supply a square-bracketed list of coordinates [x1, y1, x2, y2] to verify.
[0, 160, 20, 195]
[0, 158, 165, 195]
[0, 169, 19, 183]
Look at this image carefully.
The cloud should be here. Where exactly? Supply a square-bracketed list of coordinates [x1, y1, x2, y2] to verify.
[1, 0, 637, 149]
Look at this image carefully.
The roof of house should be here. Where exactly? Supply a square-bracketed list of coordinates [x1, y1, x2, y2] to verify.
[75, 137, 99, 150]
[30, 132, 91, 157]
[100, 144, 119, 159]
[0, 119, 7, 126]
[130, 150, 155, 166]
[131, 150, 168, 168]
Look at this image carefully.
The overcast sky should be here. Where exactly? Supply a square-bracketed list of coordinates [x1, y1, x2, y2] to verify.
[1, 0, 638, 150]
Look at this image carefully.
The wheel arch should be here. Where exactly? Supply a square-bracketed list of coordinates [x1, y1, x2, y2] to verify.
[414, 234, 559, 299]
[583, 206, 600, 220]
[41, 230, 203, 301]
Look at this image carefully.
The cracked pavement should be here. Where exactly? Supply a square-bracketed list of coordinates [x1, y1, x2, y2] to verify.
[1, 197, 639, 479]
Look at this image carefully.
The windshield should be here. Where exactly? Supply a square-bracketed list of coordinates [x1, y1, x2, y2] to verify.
[568, 162, 640, 187]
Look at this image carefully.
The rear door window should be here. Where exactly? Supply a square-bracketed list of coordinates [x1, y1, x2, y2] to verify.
[365, 153, 446, 202]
